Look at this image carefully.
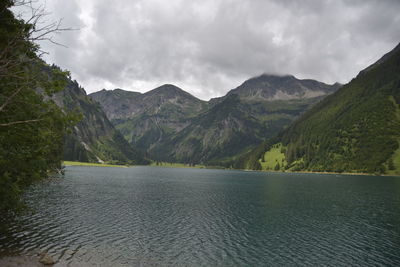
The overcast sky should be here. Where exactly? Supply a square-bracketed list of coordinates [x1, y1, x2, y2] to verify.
[23, 0, 400, 100]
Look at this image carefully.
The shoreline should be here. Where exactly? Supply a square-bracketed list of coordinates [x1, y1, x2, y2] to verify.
[0, 252, 58, 266]
[63, 161, 130, 168]
[63, 161, 399, 177]
[244, 168, 400, 177]
[0, 255, 40, 267]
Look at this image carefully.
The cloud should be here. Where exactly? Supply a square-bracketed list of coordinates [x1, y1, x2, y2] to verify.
[25, 0, 400, 99]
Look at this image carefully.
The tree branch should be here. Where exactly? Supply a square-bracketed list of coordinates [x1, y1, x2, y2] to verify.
[0, 87, 25, 112]
[0, 119, 44, 127]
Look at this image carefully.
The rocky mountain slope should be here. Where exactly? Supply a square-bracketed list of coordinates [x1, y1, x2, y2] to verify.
[164, 75, 340, 165]
[90, 75, 339, 165]
[90, 84, 207, 154]
[51, 68, 148, 164]
[241, 43, 400, 175]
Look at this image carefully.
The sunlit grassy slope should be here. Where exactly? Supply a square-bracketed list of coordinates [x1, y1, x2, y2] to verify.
[259, 143, 287, 170]
[150, 162, 206, 169]
[63, 161, 129, 168]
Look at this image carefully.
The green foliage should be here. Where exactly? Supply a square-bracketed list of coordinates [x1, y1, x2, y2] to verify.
[274, 162, 280, 171]
[149, 161, 206, 169]
[0, 3, 73, 212]
[233, 136, 281, 170]
[63, 161, 129, 168]
[386, 145, 400, 175]
[259, 143, 287, 170]
[284, 46, 400, 174]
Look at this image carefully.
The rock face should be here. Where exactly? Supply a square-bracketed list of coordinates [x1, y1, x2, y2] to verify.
[86, 88, 142, 120]
[90, 75, 340, 165]
[50, 67, 148, 165]
[90, 84, 208, 155]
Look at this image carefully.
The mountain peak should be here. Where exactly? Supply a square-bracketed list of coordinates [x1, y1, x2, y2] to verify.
[90, 88, 142, 99]
[161, 83, 180, 88]
[227, 74, 340, 101]
[144, 84, 202, 102]
[257, 73, 295, 80]
[150, 84, 184, 93]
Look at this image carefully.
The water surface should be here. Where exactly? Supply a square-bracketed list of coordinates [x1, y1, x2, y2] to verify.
[1, 166, 400, 266]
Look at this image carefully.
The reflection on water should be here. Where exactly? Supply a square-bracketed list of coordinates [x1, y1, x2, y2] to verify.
[1, 166, 400, 266]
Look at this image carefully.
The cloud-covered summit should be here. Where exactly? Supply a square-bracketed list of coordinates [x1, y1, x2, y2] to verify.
[32, 0, 400, 100]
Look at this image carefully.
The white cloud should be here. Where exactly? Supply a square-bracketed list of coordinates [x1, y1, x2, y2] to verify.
[21, 0, 400, 100]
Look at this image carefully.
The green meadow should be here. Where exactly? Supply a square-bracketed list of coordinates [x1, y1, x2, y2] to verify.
[259, 143, 287, 171]
[63, 161, 129, 168]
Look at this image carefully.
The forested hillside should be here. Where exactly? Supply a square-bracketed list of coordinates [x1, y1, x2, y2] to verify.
[241, 43, 400, 175]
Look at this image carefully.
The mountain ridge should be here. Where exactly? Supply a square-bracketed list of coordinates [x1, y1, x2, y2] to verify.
[49, 67, 149, 165]
[90, 74, 340, 165]
[209, 74, 340, 106]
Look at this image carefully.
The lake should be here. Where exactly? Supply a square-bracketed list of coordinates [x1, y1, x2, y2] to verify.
[1, 166, 400, 266]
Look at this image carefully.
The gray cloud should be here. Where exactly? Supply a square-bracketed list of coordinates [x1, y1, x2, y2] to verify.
[28, 0, 400, 99]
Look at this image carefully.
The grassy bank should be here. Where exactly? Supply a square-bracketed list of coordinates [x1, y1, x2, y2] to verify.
[244, 168, 400, 177]
[63, 161, 399, 176]
[63, 161, 129, 168]
[64, 161, 208, 169]
[150, 162, 206, 169]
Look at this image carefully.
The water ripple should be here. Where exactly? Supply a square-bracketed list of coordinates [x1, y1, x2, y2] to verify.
[1, 167, 400, 266]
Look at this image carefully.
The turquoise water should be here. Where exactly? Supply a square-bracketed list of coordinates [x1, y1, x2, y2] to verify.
[1, 166, 400, 266]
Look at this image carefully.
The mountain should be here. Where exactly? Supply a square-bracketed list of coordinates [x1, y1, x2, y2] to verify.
[91, 84, 206, 120]
[90, 76, 339, 165]
[51, 70, 149, 165]
[211, 74, 340, 103]
[87, 88, 142, 120]
[241, 43, 400, 175]
[153, 94, 270, 164]
[160, 76, 340, 165]
[90, 84, 208, 155]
